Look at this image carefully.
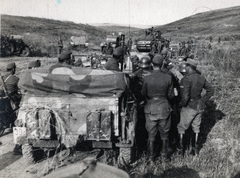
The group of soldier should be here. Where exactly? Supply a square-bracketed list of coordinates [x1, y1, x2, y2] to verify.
[128, 52, 214, 163]
[0, 33, 214, 163]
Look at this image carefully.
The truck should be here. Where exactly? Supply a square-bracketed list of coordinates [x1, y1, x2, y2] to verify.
[0, 35, 31, 57]
[70, 36, 88, 49]
[100, 33, 125, 52]
[13, 66, 136, 166]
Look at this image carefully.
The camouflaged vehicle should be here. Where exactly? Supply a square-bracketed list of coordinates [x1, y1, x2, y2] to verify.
[13, 65, 136, 165]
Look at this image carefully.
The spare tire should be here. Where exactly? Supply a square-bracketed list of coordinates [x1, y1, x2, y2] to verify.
[4, 43, 14, 56]
[22, 144, 35, 165]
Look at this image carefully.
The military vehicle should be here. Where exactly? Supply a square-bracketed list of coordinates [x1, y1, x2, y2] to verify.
[136, 37, 152, 52]
[169, 43, 179, 58]
[0, 35, 31, 57]
[13, 66, 136, 166]
[100, 33, 125, 52]
[70, 36, 88, 49]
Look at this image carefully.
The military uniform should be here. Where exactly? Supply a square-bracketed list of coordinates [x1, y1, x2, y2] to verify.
[103, 57, 120, 71]
[177, 59, 214, 155]
[127, 38, 133, 52]
[57, 38, 63, 55]
[102, 45, 113, 55]
[141, 70, 174, 141]
[177, 70, 214, 134]
[0, 63, 21, 106]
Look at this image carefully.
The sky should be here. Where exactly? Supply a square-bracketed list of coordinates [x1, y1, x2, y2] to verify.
[1, 0, 240, 27]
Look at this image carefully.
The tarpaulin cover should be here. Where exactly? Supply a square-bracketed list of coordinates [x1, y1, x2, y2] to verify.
[18, 64, 128, 97]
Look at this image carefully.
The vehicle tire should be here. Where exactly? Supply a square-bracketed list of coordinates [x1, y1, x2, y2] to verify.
[117, 147, 132, 166]
[20, 46, 30, 57]
[0, 123, 5, 136]
[22, 144, 35, 165]
[4, 43, 14, 56]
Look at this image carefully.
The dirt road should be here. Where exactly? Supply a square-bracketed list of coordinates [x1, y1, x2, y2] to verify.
[0, 129, 36, 178]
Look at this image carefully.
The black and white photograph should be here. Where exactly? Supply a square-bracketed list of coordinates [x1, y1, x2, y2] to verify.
[1, 0, 240, 177]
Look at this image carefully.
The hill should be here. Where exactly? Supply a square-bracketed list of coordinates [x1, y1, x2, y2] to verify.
[89, 23, 142, 34]
[1, 5, 240, 56]
[1, 14, 107, 56]
[134, 6, 240, 42]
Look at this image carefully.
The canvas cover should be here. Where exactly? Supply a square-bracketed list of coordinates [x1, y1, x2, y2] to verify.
[18, 65, 128, 97]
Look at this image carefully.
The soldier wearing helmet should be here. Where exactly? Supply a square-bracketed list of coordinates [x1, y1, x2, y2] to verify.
[128, 56, 153, 155]
[141, 54, 174, 162]
[103, 47, 123, 71]
[177, 59, 214, 156]
[102, 43, 113, 55]
[161, 58, 181, 151]
[0, 63, 21, 108]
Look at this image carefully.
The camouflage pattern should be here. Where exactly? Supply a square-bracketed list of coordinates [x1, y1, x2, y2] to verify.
[18, 65, 128, 97]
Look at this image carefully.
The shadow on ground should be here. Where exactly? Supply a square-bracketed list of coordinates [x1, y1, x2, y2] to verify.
[0, 152, 22, 171]
[142, 166, 200, 178]
[233, 172, 240, 178]
[199, 100, 225, 148]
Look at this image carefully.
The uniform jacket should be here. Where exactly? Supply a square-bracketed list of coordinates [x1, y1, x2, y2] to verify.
[179, 70, 214, 110]
[104, 57, 120, 71]
[1, 72, 21, 103]
[130, 68, 152, 102]
[103, 46, 113, 55]
[2, 72, 19, 94]
[141, 70, 174, 117]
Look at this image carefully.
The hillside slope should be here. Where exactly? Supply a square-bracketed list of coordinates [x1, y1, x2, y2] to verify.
[1, 14, 107, 56]
[135, 6, 240, 42]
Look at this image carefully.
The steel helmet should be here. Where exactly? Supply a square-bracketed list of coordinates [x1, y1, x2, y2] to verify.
[179, 62, 187, 73]
[139, 56, 151, 68]
[177, 56, 185, 63]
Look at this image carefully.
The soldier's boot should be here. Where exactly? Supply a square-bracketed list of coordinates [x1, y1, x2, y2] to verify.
[148, 141, 155, 162]
[161, 139, 170, 163]
[190, 133, 199, 156]
[177, 134, 184, 156]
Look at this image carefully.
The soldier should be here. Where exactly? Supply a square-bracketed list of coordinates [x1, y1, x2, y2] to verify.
[102, 43, 114, 55]
[127, 38, 133, 52]
[209, 36, 213, 43]
[177, 59, 214, 156]
[0, 63, 22, 155]
[141, 54, 174, 162]
[0, 63, 21, 109]
[28, 60, 41, 69]
[179, 41, 188, 57]
[161, 59, 181, 151]
[50, 51, 72, 73]
[129, 56, 153, 155]
[103, 47, 123, 71]
[57, 36, 63, 55]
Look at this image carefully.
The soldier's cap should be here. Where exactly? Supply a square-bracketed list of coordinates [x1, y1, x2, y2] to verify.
[28, 60, 41, 69]
[113, 47, 124, 56]
[6, 62, 16, 70]
[59, 51, 72, 61]
[152, 54, 164, 66]
[186, 58, 198, 68]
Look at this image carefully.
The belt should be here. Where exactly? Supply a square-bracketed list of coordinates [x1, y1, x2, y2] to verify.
[190, 96, 201, 101]
[149, 96, 166, 100]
